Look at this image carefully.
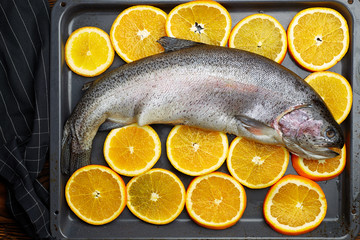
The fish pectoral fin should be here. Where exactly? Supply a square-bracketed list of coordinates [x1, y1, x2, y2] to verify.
[98, 120, 124, 131]
[236, 115, 273, 135]
[157, 37, 204, 52]
[236, 115, 280, 143]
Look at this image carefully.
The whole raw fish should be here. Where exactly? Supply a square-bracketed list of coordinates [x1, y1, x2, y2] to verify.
[61, 37, 344, 174]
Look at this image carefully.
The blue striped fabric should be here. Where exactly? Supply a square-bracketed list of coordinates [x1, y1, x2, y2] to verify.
[0, 0, 51, 238]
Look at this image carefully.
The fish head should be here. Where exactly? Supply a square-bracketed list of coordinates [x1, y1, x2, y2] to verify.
[277, 104, 344, 160]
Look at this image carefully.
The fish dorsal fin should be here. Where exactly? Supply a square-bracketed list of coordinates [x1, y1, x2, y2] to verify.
[157, 37, 204, 52]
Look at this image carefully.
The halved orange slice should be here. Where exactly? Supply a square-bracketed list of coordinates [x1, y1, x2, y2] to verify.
[166, 125, 228, 176]
[110, 5, 167, 62]
[263, 175, 327, 235]
[227, 137, 289, 189]
[229, 14, 287, 63]
[287, 7, 349, 71]
[103, 124, 161, 177]
[65, 27, 114, 77]
[126, 168, 186, 225]
[186, 172, 247, 229]
[65, 165, 126, 225]
[304, 71, 352, 124]
[166, 1, 232, 46]
[292, 145, 346, 181]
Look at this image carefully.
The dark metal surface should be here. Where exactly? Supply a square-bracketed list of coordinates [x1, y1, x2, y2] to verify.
[49, 0, 360, 239]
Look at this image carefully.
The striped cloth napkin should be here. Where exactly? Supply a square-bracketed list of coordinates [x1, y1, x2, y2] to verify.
[0, 0, 51, 238]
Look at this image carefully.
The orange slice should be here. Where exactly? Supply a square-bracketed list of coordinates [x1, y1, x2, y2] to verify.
[228, 14, 287, 63]
[110, 5, 167, 62]
[126, 168, 186, 225]
[304, 71, 352, 124]
[166, 125, 228, 176]
[166, 1, 232, 46]
[287, 7, 349, 71]
[65, 27, 114, 77]
[292, 145, 346, 181]
[65, 165, 126, 225]
[263, 175, 327, 235]
[103, 124, 161, 177]
[227, 137, 289, 189]
[186, 172, 247, 229]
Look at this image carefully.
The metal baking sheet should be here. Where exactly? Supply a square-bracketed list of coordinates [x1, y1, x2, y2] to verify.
[49, 0, 360, 239]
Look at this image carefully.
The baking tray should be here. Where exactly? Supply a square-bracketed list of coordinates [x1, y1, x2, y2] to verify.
[49, 0, 360, 239]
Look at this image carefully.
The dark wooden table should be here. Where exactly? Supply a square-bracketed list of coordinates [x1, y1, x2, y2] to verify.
[0, 0, 358, 239]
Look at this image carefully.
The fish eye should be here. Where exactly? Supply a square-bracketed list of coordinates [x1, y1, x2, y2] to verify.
[325, 127, 336, 139]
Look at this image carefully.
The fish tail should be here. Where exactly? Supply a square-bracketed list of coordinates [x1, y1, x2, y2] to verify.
[61, 124, 91, 175]
[69, 149, 91, 175]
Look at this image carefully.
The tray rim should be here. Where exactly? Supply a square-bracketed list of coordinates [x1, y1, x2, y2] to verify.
[49, 0, 360, 239]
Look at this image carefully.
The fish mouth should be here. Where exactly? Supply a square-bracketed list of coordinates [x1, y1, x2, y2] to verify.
[282, 137, 340, 160]
[296, 146, 339, 160]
